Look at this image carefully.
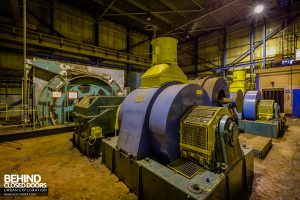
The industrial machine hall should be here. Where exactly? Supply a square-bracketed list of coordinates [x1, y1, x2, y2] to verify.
[1, 0, 300, 199]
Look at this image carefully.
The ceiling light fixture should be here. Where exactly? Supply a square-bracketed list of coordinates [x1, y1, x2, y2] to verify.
[254, 5, 264, 13]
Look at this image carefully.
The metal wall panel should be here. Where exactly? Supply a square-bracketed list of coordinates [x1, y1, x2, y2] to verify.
[180, 17, 300, 74]
[130, 30, 149, 57]
[99, 20, 126, 50]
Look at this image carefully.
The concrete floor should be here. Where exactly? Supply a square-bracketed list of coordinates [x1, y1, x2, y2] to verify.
[0, 117, 299, 200]
[249, 117, 300, 200]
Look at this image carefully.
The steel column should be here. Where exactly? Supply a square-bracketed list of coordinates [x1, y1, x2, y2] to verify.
[95, 15, 99, 46]
[126, 27, 130, 76]
[50, 0, 54, 35]
[262, 19, 267, 69]
[228, 13, 300, 66]
[23, 0, 28, 126]
[223, 28, 227, 78]
[194, 37, 199, 78]
[250, 23, 255, 81]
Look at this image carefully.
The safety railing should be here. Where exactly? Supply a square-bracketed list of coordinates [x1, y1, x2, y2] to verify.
[0, 108, 38, 130]
[0, 23, 151, 68]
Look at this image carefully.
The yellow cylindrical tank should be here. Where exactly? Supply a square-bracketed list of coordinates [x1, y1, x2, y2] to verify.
[141, 37, 187, 88]
[232, 70, 246, 81]
[151, 37, 177, 65]
[229, 69, 248, 92]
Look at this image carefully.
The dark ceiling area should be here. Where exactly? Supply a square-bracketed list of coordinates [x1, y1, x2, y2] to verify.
[0, 0, 299, 42]
[58, 0, 298, 41]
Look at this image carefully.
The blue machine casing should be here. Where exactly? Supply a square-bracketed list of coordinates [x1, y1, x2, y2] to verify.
[149, 84, 211, 163]
[117, 83, 176, 159]
[117, 88, 158, 159]
[243, 91, 261, 120]
[293, 89, 300, 117]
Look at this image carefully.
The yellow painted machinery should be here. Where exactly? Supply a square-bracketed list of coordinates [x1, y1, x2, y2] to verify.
[229, 69, 249, 92]
[72, 95, 124, 157]
[257, 100, 280, 120]
[239, 91, 286, 138]
[191, 76, 285, 139]
[180, 106, 242, 166]
[141, 37, 187, 88]
[101, 37, 253, 200]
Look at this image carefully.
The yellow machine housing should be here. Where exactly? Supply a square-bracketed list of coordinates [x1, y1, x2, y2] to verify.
[229, 70, 249, 92]
[141, 37, 187, 88]
[257, 100, 275, 120]
[180, 106, 231, 164]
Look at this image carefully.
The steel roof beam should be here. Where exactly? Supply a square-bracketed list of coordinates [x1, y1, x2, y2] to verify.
[105, 10, 203, 16]
[191, 0, 204, 10]
[230, 6, 243, 21]
[209, 14, 224, 27]
[158, 0, 187, 19]
[125, 0, 174, 26]
[97, 0, 117, 22]
[172, 26, 223, 34]
[162, 0, 240, 36]
[91, 0, 149, 27]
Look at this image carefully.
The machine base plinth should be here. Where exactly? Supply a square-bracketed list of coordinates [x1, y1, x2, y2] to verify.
[239, 133, 272, 159]
[101, 136, 254, 200]
[238, 119, 284, 138]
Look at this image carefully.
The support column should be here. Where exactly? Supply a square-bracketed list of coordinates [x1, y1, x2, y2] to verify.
[149, 34, 152, 60]
[194, 37, 199, 78]
[95, 16, 99, 46]
[23, 0, 28, 126]
[126, 27, 130, 86]
[262, 18, 267, 69]
[223, 28, 227, 78]
[250, 23, 255, 81]
[50, 0, 54, 35]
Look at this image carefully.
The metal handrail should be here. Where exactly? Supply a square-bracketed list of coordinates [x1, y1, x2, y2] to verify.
[0, 23, 151, 67]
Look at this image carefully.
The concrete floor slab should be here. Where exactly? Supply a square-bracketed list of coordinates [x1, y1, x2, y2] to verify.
[239, 134, 272, 159]
[0, 117, 299, 199]
[0, 133, 135, 200]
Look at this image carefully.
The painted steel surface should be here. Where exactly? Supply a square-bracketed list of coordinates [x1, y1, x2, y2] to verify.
[293, 89, 300, 117]
[274, 103, 280, 119]
[149, 84, 211, 163]
[117, 88, 158, 159]
[188, 77, 229, 106]
[141, 37, 187, 88]
[102, 136, 254, 200]
[117, 83, 175, 159]
[229, 70, 248, 92]
[230, 90, 244, 113]
[238, 119, 281, 138]
[33, 59, 123, 126]
[243, 91, 261, 120]
[37, 75, 119, 126]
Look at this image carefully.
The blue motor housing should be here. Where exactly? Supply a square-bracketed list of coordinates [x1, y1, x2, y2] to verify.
[117, 88, 159, 159]
[149, 84, 211, 163]
[117, 83, 175, 159]
[117, 83, 211, 163]
[243, 90, 261, 120]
